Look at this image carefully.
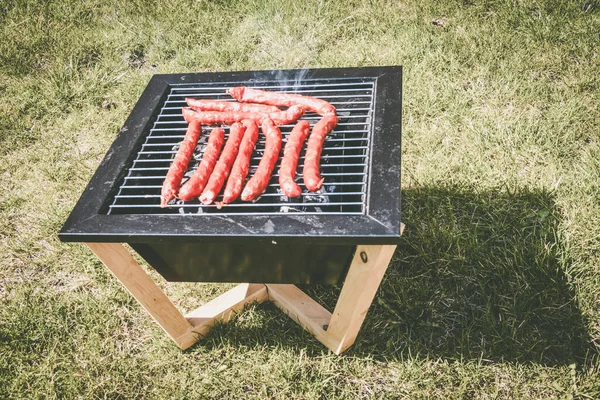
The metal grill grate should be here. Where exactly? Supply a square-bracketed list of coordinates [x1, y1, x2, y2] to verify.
[108, 77, 376, 216]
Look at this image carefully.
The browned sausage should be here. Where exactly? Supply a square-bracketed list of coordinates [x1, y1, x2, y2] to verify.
[185, 98, 280, 113]
[181, 105, 304, 126]
[303, 115, 338, 192]
[178, 127, 225, 201]
[160, 120, 202, 207]
[278, 120, 310, 198]
[221, 120, 259, 204]
[241, 117, 282, 201]
[228, 87, 336, 116]
[199, 122, 246, 205]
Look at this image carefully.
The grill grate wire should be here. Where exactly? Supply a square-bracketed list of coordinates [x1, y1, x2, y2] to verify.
[108, 77, 375, 215]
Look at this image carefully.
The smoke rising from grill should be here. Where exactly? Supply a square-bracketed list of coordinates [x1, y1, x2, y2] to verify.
[272, 68, 311, 92]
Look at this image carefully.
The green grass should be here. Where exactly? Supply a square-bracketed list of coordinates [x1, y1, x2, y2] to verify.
[1, 0, 600, 398]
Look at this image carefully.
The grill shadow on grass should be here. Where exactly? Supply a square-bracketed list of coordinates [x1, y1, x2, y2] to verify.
[197, 186, 591, 366]
[345, 185, 591, 365]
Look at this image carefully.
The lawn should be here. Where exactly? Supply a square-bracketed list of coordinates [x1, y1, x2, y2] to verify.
[1, 0, 600, 398]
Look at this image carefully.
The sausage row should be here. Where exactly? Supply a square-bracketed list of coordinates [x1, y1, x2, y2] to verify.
[160, 88, 337, 207]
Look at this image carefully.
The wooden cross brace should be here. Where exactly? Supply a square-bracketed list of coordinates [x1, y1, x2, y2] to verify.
[87, 228, 402, 354]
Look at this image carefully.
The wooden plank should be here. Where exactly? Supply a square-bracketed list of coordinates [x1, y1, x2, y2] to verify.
[86, 242, 195, 349]
[326, 244, 397, 354]
[185, 283, 268, 336]
[266, 284, 339, 352]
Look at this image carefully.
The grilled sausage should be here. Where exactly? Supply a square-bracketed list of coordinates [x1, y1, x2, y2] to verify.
[181, 105, 305, 126]
[303, 115, 338, 192]
[160, 120, 202, 207]
[221, 120, 259, 204]
[178, 127, 225, 201]
[228, 87, 336, 117]
[241, 118, 282, 201]
[199, 122, 246, 205]
[279, 120, 310, 198]
[182, 107, 198, 124]
[185, 98, 279, 113]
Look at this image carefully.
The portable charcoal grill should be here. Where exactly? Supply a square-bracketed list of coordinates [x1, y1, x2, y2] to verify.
[60, 66, 403, 353]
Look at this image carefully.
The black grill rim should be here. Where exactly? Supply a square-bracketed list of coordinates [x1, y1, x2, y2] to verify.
[59, 66, 402, 245]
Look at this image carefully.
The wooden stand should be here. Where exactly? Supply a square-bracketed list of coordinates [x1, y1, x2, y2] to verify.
[87, 228, 401, 354]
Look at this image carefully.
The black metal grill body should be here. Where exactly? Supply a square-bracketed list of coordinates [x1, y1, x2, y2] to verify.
[59, 67, 402, 284]
[130, 242, 355, 284]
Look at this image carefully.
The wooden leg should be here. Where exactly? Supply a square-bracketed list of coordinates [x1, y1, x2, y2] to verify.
[267, 243, 398, 355]
[87, 243, 195, 348]
[266, 284, 337, 351]
[185, 283, 268, 337]
[326, 244, 397, 353]
[86, 243, 268, 350]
